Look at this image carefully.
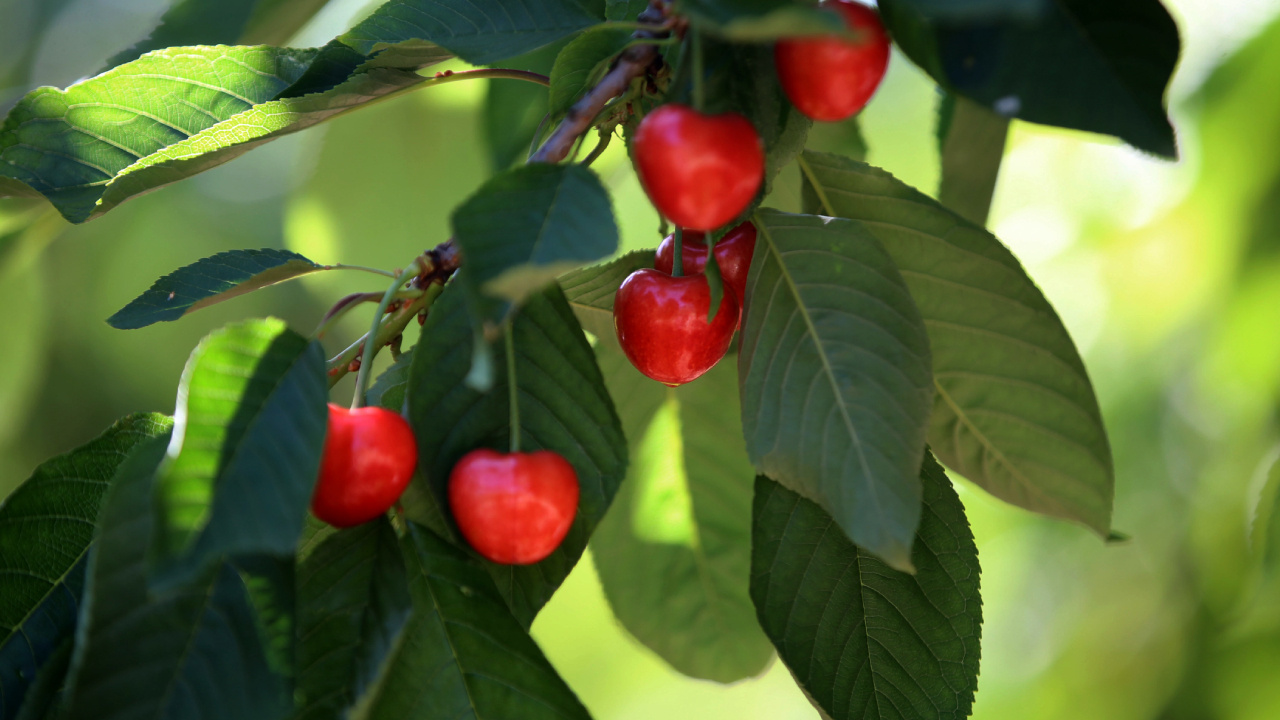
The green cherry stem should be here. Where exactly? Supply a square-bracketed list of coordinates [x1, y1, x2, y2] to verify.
[351, 260, 424, 409]
[505, 316, 521, 453]
[313, 289, 425, 339]
[673, 226, 685, 277]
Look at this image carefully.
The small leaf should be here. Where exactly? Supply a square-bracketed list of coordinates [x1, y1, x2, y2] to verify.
[751, 456, 982, 720]
[296, 520, 412, 720]
[341, 0, 603, 65]
[483, 41, 563, 172]
[366, 347, 415, 412]
[151, 318, 328, 587]
[0, 413, 172, 719]
[60, 434, 291, 720]
[558, 250, 654, 346]
[355, 523, 590, 719]
[799, 150, 1114, 536]
[592, 352, 773, 683]
[107, 248, 324, 329]
[681, 0, 847, 40]
[549, 26, 632, 116]
[740, 209, 934, 570]
[936, 93, 1009, 226]
[407, 282, 627, 626]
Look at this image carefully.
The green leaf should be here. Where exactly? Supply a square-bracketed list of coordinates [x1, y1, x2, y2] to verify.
[741, 209, 934, 571]
[151, 318, 328, 587]
[681, 0, 847, 40]
[355, 524, 590, 719]
[936, 93, 1009, 227]
[887, 0, 1046, 21]
[549, 26, 632, 116]
[558, 250, 653, 347]
[341, 0, 603, 65]
[107, 248, 324, 329]
[751, 456, 982, 720]
[296, 520, 412, 720]
[799, 150, 1114, 536]
[591, 352, 773, 683]
[367, 347, 416, 412]
[482, 41, 563, 172]
[14, 639, 71, 720]
[0, 413, 172, 719]
[60, 434, 291, 720]
[879, 0, 1180, 157]
[406, 283, 628, 626]
[451, 163, 619, 321]
[606, 0, 650, 21]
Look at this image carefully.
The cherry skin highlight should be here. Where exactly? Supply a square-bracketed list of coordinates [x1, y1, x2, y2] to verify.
[655, 221, 758, 303]
[631, 104, 764, 231]
[613, 268, 740, 386]
[448, 449, 580, 565]
[311, 404, 418, 528]
[774, 0, 891, 122]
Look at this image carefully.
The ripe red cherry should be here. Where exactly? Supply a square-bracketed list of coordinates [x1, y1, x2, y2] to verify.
[655, 221, 758, 303]
[775, 1, 891, 122]
[613, 268, 740, 386]
[632, 104, 764, 231]
[312, 404, 418, 528]
[448, 449, 580, 565]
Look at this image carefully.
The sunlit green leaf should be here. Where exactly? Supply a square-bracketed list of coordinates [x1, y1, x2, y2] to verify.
[558, 249, 653, 346]
[751, 455, 981, 720]
[741, 209, 934, 571]
[799, 150, 1114, 536]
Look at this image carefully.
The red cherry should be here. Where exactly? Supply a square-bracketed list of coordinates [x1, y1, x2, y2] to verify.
[632, 104, 764, 231]
[775, 0, 890, 122]
[312, 404, 418, 528]
[654, 221, 758, 303]
[613, 268, 740, 386]
[448, 449, 580, 565]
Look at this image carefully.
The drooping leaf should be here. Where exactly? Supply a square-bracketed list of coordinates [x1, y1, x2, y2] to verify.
[341, 0, 603, 66]
[549, 26, 632, 116]
[936, 93, 1009, 227]
[751, 456, 982, 720]
[354, 524, 590, 719]
[151, 318, 328, 587]
[482, 41, 563, 172]
[107, 248, 324, 329]
[879, 0, 1180, 157]
[681, 0, 846, 40]
[740, 209, 934, 571]
[296, 520, 412, 720]
[799, 150, 1114, 536]
[592, 352, 773, 683]
[451, 163, 619, 322]
[0, 413, 172, 719]
[406, 283, 627, 626]
[557, 249, 653, 345]
[59, 434, 291, 720]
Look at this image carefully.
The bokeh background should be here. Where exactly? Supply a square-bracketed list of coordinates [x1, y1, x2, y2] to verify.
[4, 0, 1280, 717]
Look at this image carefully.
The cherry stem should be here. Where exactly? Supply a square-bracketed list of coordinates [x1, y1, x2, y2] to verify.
[691, 28, 706, 113]
[313, 289, 424, 339]
[673, 226, 685, 277]
[326, 263, 397, 279]
[505, 317, 521, 453]
[580, 130, 612, 167]
[351, 260, 424, 410]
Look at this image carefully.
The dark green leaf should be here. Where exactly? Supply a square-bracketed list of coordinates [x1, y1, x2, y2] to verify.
[451, 163, 619, 321]
[879, 0, 1180, 157]
[751, 457, 982, 720]
[60, 434, 291, 720]
[799, 150, 1114, 536]
[151, 318, 328, 587]
[354, 524, 590, 719]
[13, 639, 71, 720]
[936, 93, 1009, 226]
[886, 0, 1046, 21]
[232, 555, 296, 681]
[407, 283, 627, 626]
[681, 0, 847, 40]
[296, 520, 412, 720]
[482, 41, 562, 172]
[592, 352, 773, 683]
[740, 209, 934, 571]
[549, 27, 632, 116]
[341, 0, 603, 65]
[558, 249, 653, 346]
[367, 347, 416, 412]
[0, 413, 172, 719]
[107, 248, 324, 329]
[606, 0, 650, 21]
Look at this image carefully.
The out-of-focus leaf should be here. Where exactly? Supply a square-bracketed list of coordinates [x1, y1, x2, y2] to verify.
[367, 347, 415, 412]
[151, 319, 327, 587]
[751, 455, 982, 720]
[107, 248, 323, 329]
[740, 209, 934, 571]
[681, 0, 846, 39]
[549, 27, 631, 116]
[879, 0, 1180, 157]
[407, 283, 627, 627]
[936, 93, 1009, 226]
[606, 0, 650, 21]
[558, 250, 653, 346]
[592, 352, 773, 682]
[0, 413, 172, 719]
[483, 40, 564, 172]
[799, 150, 1114, 536]
[13, 639, 71, 720]
[354, 524, 590, 719]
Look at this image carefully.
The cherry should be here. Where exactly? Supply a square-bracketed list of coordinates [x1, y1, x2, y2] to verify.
[613, 268, 740, 386]
[631, 104, 764, 231]
[448, 448, 580, 565]
[774, 1, 891, 122]
[654, 221, 758, 303]
[312, 404, 418, 528]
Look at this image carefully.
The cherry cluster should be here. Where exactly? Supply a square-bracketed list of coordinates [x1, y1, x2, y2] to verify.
[301, 0, 890, 569]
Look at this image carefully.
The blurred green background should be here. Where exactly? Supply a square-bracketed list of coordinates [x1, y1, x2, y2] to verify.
[4, 0, 1280, 717]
